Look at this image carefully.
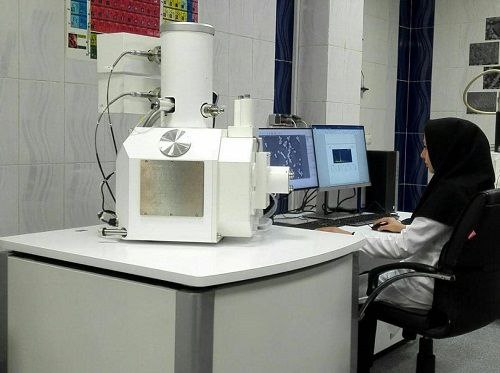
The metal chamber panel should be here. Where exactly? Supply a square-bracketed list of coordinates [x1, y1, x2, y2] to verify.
[140, 160, 204, 217]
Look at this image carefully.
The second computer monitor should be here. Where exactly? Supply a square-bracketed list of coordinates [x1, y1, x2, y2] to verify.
[258, 128, 318, 190]
[312, 125, 371, 189]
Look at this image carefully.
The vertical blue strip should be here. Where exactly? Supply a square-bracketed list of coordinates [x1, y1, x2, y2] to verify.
[274, 0, 295, 213]
[394, 0, 435, 211]
[274, 0, 294, 115]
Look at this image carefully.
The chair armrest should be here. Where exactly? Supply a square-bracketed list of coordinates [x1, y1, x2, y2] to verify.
[367, 262, 440, 294]
[360, 270, 455, 320]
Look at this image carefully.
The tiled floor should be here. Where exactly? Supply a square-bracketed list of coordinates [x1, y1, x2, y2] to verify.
[371, 320, 500, 373]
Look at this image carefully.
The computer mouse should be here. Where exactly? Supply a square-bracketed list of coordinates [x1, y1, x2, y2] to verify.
[371, 221, 388, 231]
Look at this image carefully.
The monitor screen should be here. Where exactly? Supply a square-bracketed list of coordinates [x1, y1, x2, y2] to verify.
[312, 125, 371, 189]
[258, 128, 318, 190]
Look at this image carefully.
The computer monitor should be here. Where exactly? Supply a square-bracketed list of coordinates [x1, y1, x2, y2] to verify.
[312, 125, 371, 190]
[258, 128, 318, 190]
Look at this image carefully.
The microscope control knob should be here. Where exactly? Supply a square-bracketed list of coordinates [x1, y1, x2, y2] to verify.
[159, 129, 191, 157]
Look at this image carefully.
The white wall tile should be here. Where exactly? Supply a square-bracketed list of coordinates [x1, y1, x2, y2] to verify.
[344, 50, 362, 105]
[328, 0, 348, 48]
[64, 163, 102, 228]
[252, 40, 275, 100]
[325, 102, 343, 123]
[0, 78, 19, 165]
[435, 0, 499, 25]
[0, 0, 18, 78]
[430, 67, 467, 112]
[387, 12, 399, 69]
[360, 0, 397, 152]
[297, 101, 327, 124]
[346, 0, 364, 52]
[363, 0, 390, 21]
[472, 0, 500, 19]
[342, 103, 361, 124]
[65, 59, 98, 85]
[299, 0, 331, 46]
[0, 165, 19, 236]
[360, 62, 389, 109]
[298, 45, 328, 102]
[253, 0, 277, 42]
[254, 99, 274, 127]
[462, 112, 496, 144]
[19, 80, 65, 164]
[228, 35, 253, 97]
[198, 0, 230, 33]
[19, 164, 64, 234]
[326, 46, 346, 103]
[229, 0, 255, 38]
[385, 66, 397, 123]
[433, 24, 462, 69]
[434, 0, 470, 25]
[430, 111, 456, 120]
[213, 31, 229, 97]
[363, 16, 390, 65]
[360, 107, 395, 151]
[64, 83, 99, 163]
[19, 0, 64, 81]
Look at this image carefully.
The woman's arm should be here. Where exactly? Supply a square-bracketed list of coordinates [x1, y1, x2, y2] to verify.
[361, 217, 452, 260]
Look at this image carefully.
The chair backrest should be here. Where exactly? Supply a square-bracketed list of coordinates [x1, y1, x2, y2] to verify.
[432, 189, 500, 337]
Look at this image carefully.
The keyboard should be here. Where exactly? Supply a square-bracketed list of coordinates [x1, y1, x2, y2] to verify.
[275, 212, 397, 230]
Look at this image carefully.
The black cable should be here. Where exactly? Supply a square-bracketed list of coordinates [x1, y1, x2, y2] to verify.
[95, 91, 139, 204]
[337, 188, 357, 208]
[106, 52, 137, 155]
[284, 188, 318, 214]
[94, 117, 116, 203]
[304, 189, 318, 206]
[322, 189, 357, 214]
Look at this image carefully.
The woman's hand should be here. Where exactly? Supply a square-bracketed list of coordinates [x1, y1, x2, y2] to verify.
[316, 226, 353, 235]
[372, 217, 406, 233]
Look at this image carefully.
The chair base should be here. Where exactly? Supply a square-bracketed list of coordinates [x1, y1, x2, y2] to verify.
[416, 337, 435, 373]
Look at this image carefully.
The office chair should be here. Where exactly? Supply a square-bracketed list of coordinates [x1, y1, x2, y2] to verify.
[359, 189, 500, 373]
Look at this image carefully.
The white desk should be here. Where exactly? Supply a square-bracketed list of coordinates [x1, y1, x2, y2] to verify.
[274, 212, 412, 355]
[0, 225, 364, 373]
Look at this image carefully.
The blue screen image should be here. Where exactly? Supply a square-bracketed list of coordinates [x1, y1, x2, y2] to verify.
[332, 149, 352, 163]
[258, 128, 318, 190]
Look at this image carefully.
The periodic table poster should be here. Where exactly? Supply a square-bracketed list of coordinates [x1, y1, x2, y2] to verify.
[66, 0, 199, 60]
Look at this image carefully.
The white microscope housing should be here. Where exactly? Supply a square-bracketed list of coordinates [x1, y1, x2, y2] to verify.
[113, 22, 290, 243]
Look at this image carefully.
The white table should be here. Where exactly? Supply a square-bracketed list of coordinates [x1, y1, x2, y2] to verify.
[274, 211, 412, 355]
[0, 224, 365, 373]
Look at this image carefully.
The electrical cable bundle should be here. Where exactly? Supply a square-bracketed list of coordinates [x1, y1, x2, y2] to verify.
[95, 50, 160, 226]
[322, 189, 357, 215]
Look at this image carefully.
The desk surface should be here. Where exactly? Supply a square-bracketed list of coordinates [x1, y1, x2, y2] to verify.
[0, 225, 364, 287]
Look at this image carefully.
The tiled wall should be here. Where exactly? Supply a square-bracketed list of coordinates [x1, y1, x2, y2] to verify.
[198, 0, 277, 129]
[431, 0, 500, 143]
[0, 0, 277, 236]
[394, 0, 435, 212]
[360, 0, 400, 151]
[296, 0, 364, 125]
[0, 0, 105, 236]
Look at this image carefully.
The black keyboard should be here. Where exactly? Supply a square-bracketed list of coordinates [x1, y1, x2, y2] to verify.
[275, 212, 397, 230]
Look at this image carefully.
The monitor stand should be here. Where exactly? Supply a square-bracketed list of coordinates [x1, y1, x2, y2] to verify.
[305, 190, 361, 220]
[304, 190, 360, 219]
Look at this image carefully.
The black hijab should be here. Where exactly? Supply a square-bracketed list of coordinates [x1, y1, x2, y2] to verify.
[411, 118, 495, 226]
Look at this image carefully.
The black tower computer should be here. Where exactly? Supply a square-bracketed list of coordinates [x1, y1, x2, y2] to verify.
[365, 150, 399, 213]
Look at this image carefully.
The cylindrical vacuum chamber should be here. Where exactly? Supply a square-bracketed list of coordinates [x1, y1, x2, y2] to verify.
[160, 22, 214, 128]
